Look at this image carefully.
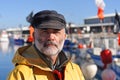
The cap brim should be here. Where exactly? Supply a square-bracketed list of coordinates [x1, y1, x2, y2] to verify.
[35, 21, 65, 29]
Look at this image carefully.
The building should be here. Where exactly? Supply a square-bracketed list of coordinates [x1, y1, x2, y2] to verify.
[69, 13, 120, 34]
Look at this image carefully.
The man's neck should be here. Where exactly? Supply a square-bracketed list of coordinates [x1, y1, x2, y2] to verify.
[34, 44, 58, 69]
[48, 54, 58, 65]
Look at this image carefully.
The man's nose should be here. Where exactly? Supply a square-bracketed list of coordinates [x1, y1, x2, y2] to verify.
[47, 33, 55, 40]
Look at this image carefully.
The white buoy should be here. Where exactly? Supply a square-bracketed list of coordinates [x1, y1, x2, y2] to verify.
[101, 69, 116, 80]
[81, 62, 98, 79]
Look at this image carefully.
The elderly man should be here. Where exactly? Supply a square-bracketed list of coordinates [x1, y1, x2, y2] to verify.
[7, 10, 85, 80]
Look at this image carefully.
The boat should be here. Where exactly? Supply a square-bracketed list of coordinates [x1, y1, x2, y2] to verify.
[7, 32, 25, 45]
[14, 38, 24, 45]
[63, 33, 120, 79]
[86, 36, 120, 80]
[87, 48, 120, 80]
[0, 30, 9, 42]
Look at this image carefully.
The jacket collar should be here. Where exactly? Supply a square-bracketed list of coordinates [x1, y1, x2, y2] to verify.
[13, 45, 70, 71]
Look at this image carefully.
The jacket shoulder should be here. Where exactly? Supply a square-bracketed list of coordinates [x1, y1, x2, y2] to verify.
[67, 62, 80, 69]
[65, 62, 85, 80]
[7, 65, 34, 80]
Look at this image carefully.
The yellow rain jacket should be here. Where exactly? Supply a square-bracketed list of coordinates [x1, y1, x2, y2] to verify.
[7, 45, 85, 80]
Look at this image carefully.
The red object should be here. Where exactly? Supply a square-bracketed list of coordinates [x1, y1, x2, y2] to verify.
[29, 26, 34, 38]
[87, 41, 92, 48]
[100, 49, 112, 69]
[27, 36, 34, 43]
[27, 26, 34, 43]
[97, 7, 104, 20]
[118, 33, 120, 46]
[53, 70, 62, 80]
[78, 43, 84, 49]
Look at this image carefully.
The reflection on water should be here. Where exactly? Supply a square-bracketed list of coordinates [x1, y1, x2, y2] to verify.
[0, 42, 23, 80]
[0, 42, 9, 53]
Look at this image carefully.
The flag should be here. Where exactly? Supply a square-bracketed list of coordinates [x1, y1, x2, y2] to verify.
[113, 11, 120, 34]
[115, 11, 120, 23]
[26, 11, 33, 23]
[95, 0, 105, 20]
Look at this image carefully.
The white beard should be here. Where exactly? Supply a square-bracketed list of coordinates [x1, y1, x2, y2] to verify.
[42, 46, 59, 56]
[35, 39, 65, 57]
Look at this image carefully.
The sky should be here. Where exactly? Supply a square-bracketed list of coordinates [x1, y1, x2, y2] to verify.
[0, 0, 120, 29]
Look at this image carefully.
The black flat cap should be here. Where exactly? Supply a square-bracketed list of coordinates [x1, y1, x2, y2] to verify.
[31, 10, 66, 29]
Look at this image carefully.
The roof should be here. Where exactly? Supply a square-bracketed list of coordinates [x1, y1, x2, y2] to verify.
[85, 13, 120, 20]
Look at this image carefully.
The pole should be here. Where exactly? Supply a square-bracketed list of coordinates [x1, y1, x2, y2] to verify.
[100, 19, 107, 50]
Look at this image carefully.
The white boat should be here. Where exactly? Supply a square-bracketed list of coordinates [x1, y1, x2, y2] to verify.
[64, 35, 120, 79]
[86, 36, 120, 80]
[0, 30, 9, 42]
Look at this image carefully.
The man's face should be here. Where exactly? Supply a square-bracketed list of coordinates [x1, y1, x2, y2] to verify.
[34, 28, 66, 57]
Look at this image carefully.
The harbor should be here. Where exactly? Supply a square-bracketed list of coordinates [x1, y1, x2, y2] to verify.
[0, 12, 120, 79]
[1, 0, 120, 80]
[0, 29, 120, 79]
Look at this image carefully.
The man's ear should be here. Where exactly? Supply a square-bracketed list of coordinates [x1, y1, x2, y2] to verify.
[64, 34, 67, 39]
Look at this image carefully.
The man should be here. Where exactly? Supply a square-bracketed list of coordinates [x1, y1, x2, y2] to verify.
[7, 10, 85, 80]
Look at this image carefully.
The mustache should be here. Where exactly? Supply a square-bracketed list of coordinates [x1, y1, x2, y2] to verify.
[44, 41, 57, 47]
[37, 39, 57, 47]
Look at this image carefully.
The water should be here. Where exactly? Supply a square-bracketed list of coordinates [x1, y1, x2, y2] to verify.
[0, 42, 23, 80]
[1, 38, 119, 80]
